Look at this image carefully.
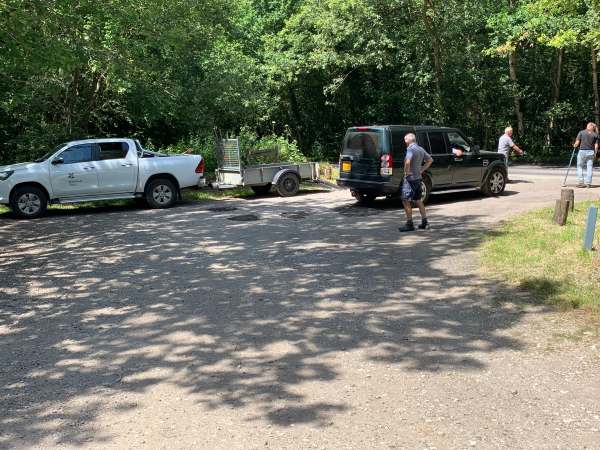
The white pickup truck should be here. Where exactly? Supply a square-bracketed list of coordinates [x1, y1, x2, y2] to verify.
[0, 138, 206, 219]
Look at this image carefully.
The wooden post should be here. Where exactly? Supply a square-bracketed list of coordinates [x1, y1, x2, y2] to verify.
[561, 188, 575, 212]
[553, 199, 571, 226]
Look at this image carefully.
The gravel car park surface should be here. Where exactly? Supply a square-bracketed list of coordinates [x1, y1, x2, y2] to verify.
[1, 166, 599, 449]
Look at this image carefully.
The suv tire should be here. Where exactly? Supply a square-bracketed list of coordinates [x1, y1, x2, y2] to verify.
[352, 190, 377, 205]
[481, 167, 507, 196]
[10, 185, 48, 220]
[145, 178, 178, 209]
[421, 175, 432, 204]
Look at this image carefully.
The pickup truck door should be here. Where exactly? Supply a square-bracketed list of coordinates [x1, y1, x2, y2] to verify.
[92, 141, 137, 194]
[50, 144, 100, 197]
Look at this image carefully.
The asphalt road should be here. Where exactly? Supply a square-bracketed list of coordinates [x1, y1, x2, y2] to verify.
[1, 166, 599, 449]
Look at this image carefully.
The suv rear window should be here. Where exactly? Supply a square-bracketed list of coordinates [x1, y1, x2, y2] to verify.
[343, 129, 388, 159]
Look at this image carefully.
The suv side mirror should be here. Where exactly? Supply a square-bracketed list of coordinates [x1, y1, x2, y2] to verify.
[52, 157, 64, 165]
[473, 145, 481, 154]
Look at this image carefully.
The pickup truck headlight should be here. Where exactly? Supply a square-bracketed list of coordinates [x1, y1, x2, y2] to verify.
[0, 170, 14, 181]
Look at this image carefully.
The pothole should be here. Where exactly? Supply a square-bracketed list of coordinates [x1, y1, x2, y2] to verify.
[280, 211, 310, 220]
[208, 206, 239, 212]
[334, 206, 382, 217]
[227, 214, 260, 222]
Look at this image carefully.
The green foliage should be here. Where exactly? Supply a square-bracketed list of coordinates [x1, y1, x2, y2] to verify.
[3, 0, 600, 165]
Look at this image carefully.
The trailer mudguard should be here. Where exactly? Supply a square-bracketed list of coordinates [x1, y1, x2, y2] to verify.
[272, 168, 300, 185]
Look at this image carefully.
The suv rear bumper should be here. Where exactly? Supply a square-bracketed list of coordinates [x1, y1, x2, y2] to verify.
[337, 178, 398, 195]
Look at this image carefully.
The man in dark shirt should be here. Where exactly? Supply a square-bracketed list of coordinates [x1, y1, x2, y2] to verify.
[399, 133, 433, 232]
[573, 122, 598, 188]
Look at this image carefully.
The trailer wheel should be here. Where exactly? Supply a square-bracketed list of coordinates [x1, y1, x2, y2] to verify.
[251, 184, 272, 196]
[276, 173, 300, 197]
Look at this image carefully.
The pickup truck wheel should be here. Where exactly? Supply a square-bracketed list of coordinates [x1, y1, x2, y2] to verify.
[251, 184, 272, 196]
[10, 186, 47, 219]
[276, 173, 300, 197]
[146, 178, 177, 209]
[482, 167, 506, 196]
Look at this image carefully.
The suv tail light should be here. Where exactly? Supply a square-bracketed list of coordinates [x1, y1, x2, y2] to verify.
[380, 154, 393, 176]
[195, 159, 205, 174]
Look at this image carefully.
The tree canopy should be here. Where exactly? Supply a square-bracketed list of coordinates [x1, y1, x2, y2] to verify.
[2, 0, 600, 163]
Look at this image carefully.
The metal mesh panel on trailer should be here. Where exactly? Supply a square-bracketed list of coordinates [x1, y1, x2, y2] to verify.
[214, 128, 242, 172]
[220, 139, 241, 171]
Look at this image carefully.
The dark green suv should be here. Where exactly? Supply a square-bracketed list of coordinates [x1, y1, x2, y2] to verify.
[337, 125, 507, 203]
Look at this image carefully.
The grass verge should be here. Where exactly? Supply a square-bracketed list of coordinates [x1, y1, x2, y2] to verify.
[481, 201, 600, 314]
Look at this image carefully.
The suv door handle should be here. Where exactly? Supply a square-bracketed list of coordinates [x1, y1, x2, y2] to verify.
[83, 166, 95, 170]
[453, 158, 463, 162]
[121, 163, 133, 167]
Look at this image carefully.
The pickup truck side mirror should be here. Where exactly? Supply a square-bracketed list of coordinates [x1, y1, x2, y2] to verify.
[52, 157, 64, 165]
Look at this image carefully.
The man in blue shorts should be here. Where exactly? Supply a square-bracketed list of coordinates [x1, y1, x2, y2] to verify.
[399, 133, 434, 232]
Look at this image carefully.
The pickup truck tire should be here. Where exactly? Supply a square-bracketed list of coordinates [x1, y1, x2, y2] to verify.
[10, 185, 48, 220]
[481, 167, 507, 197]
[276, 173, 300, 197]
[145, 178, 178, 209]
[251, 184, 272, 196]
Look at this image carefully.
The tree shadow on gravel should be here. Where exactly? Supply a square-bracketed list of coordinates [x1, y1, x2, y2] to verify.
[0, 193, 529, 447]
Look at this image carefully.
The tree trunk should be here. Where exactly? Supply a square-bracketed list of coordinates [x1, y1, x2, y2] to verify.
[508, 0, 524, 136]
[592, 46, 600, 125]
[508, 51, 524, 136]
[545, 48, 563, 147]
[287, 86, 303, 150]
[421, 0, 444, 117]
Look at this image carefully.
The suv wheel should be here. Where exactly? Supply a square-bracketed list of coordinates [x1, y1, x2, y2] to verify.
[352, 190, 376, 205]
[10, 186, 48, 219]
[145, 178, 178, 208]
[482, 167, 506, 196]
[421, 175, 432, 204]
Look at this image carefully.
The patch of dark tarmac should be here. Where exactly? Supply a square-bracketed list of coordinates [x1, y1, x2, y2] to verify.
[334, 205, 382, 217]
[227, 214, 260, 221]
[209, 206, 239, 212]
[280, 211, 310, 220]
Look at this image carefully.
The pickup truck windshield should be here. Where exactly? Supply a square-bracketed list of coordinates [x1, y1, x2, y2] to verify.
[35, 143, 67, 162]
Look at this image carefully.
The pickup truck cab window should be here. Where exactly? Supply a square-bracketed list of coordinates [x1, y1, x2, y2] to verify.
[60, 144, 94, 164]
[98, 142, 130, 160]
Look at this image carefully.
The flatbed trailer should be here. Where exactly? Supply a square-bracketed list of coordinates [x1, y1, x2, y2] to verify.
[211, 135, 320, 197]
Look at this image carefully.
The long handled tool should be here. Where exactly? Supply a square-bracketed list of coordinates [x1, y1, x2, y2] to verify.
[561, 147, 577, 187]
